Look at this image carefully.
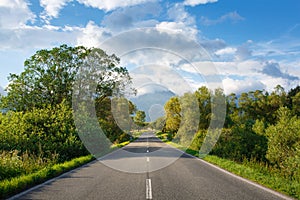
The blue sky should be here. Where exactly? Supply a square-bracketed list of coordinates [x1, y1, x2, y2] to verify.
[0, 0, 299, 95]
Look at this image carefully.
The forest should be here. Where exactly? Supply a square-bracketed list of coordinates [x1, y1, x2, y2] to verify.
[154, 84, 300, 188]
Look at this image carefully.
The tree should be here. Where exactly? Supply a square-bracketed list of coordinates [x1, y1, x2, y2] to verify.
[164, 96, 181, 134]
[195, 86, 211, 129]
[265, 107, 300, 179]
[2, 45, 132, 111]
[175, 93, 199, 147]
[134, 110, 146, 127]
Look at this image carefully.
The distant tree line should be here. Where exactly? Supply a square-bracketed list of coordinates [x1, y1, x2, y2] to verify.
[159, 85, 300, 180]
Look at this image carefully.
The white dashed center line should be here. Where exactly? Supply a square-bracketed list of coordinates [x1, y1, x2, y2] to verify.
[146, 179, 152, 199]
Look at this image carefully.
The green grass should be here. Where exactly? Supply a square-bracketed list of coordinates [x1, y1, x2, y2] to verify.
[0, 155, 94, 199]
[204, 155, 299, 199]
[0, 135, 137, 199]
[157, 132, 299, 199]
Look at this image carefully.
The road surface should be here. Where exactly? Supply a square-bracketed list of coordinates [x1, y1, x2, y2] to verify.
[10, 132, 292, 200]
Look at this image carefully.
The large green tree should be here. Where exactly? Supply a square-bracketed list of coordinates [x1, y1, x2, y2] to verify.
[1, 45, 131, 111]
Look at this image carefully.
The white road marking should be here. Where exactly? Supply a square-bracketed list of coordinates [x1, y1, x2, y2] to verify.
[147, 157, 150, 162]
[166, 143, 293, 200]
[146, 179, 152, 199]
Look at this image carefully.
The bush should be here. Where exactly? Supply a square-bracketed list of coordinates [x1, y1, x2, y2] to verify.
[0, 150, 56, 181]
[0, 101, 88, 162]
[211, 128, 268, 162]
[265, 107, 300, 180]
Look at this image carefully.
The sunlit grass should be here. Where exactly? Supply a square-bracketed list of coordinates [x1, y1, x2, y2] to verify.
[0, 155, 94, 199]
[157, 132, 300, 199]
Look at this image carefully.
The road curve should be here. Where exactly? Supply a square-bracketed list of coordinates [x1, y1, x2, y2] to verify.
[9, 132, 293, 200]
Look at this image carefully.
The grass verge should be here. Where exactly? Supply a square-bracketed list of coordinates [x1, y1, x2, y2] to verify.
[0, 155, 94, 199]
[0, 134, 139, 199]
[156, 132, 299, 199]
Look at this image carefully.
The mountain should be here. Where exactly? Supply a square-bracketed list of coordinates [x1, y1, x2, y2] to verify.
[130, 84, 175, 122]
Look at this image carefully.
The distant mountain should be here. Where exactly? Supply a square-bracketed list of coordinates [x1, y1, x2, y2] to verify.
[130, 84, 175, 122]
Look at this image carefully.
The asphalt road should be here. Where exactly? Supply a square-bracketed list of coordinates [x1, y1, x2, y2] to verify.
[10, 132, 293, 200]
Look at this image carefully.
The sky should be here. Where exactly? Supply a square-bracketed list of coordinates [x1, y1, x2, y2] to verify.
[0, 0, 300, 96]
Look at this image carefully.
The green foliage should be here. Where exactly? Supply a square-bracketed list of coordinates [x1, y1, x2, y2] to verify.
[0, 44, 138, 197]
[0, 101, 88, 162]
[1, 45, 89, 111]
[195, 86, 212, 129]
[164, 96, 181, 134]
[265, 107, 300, 180]
[0, 155, 93, 199]
[0, 150, 57, 181]
[150, 116, 166, 131]
[134, 110, 146, 127]
[2, 45, 132, 112]
[204, 155, 300, 199]
[163, 85, 300, 185]
[211, 128, 268, 162]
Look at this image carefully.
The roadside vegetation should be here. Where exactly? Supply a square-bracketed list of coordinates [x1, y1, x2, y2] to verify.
[0, 45, 144, 198]
[154, 85, 300, 199]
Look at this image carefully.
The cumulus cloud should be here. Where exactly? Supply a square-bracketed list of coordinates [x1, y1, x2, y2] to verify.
[215, 47, 236, 56]
[0, 0, 35, 28]
[0, 0, 83, 51]
[40, 0, 158, 23]
[201, 11, 244, 26]
[76, 21, 111, 48]
[77, 0, 156, 12]
[261, 61, 299, 81]
[0, 25, 81, 50]
[130, 65, 193, 96]
[102, 3, 161, 31]
[156, 21, 198, 40]
[200, 38, 226, 53]
[40, 0, 72, 23]
[235, 42, 252, 61]
[222, 77, 265, 95]
[97, 27, 208, 66]
[184, 0, 218, 7]
[155, 3, 198, 40]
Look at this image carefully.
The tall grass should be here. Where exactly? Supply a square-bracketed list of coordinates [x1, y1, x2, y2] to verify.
[0, 155, 94, 199]
[157, 132, 300, 199]
[0, 150, 57, 181]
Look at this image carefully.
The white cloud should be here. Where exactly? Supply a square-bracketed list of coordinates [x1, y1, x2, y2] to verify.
[222, 78, 265, 95]
[184, 0, 218, 7]
[235, 43, 252, 61]
[0, 25, 81, 50]
[77, 0, 156, 12]
[200, 38, 226, 53]
[40, 0, 72, 23]
[130, 65, 193, 96]
[96, 27, 207, 67]
[0, 0, 35, 28]
[201, 11, 244, 26]
[156, 21, 198, 40]
[155, 3, 198, 40]
[215, 47, 236, 56]
[76, 21, 111, 48]
[180, 61, 220, 76]
[0, 0, 81, 51]
[101, 2, 161, 31]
